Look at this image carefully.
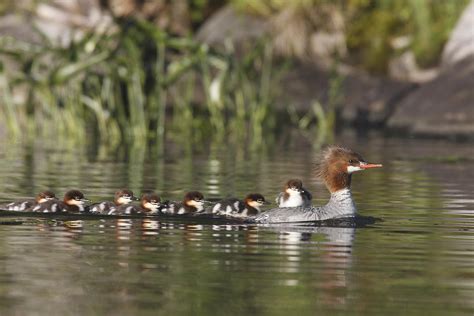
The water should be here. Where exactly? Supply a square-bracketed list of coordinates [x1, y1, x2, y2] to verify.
[0, 132, 473, 315]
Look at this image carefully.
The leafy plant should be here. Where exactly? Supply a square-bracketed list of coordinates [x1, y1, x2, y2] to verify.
[0, 18, 292, 149]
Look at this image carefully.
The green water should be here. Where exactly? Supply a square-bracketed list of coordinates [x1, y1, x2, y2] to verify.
[0, 132, 472, 315]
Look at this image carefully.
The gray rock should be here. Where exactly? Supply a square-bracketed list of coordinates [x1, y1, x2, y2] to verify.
[0, 1, 112, 46]
[388, 51, 438, 83]
[196, 4, 346, 65]
[196, 5, 415, 127]
[442, 0, 474, 68]
[279, 63, 415, 127]
[0, 14, 41, 44]
[387, 56, 474, 138]
[196, 6, 269, 49]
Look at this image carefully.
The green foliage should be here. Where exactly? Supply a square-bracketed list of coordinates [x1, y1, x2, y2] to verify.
[0, 18, 287, 149]
[287, 61, 343, 148]
[232, 0, 323, 15]
[232, 0, 469, 72]
[0, 0, 15, 15]
[346, 0, 469, 72]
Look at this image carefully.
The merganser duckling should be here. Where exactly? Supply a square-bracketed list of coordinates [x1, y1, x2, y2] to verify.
[254, 146, 382, 223]
[0, 190, 56, 211]
[162, 191, 205, 215]
[275, 179, 312, 208]
[115, 192, 162, 215]
[31, 190, 89, 213]
[212, 193, 267, 217]
[89, 189, 138, 215]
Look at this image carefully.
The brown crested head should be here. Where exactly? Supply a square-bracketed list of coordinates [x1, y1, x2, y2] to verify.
[284, 179, 303, 191]
[64, 190, 87, 205]
[36, 190, 56, 203]
[316, 146, 382, 193]
[245, 193, 267, 208]
[140, 192, 161, 211]
[141, 192, 161, 205]
[184, 191, 204, 204]
[114, 189, 135, 205]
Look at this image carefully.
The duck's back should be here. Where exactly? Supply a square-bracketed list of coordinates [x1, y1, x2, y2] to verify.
[212, 198, 243, 215]
[254, 189, 357, 223]
[30, 200, 67, 213]
[115, 204, 146, 215]
[253, 206, 322, 223]
[90, 201, 117, 215]
[1, 199, 35, 211]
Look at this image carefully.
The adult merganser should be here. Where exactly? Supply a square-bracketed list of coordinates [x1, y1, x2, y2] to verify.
[114, 192, 162, 215]
[275, 179, 312, 208]
[253, 146, 382, 223]
[162, 191, 206, 215]
[89, 189, 138, 215]
[0, 190, 56, 211]
[212, 193, 268, 217]
[31, 190, 89, 213]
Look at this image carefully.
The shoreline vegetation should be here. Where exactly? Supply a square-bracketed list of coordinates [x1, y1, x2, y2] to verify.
[0, 20, 286, 148]
[0, 1, 470, 149]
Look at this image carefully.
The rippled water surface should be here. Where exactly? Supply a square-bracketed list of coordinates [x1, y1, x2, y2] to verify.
[0, 133, 473, 315]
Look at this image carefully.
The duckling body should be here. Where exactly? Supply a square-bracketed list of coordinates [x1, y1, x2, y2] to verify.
[114, 193, 162, 215]
[275, 179, 312, 208]
[162, 191, 205, 215]
[0, 191, 56, 212]
[31, 190, 89, 213]
[212, 193, 267, 217]
[90, 189, 137, 215]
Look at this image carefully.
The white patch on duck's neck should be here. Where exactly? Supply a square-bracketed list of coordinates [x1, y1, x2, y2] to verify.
[247, 201, 261, 211]
[186, 200, 205, 212]
[143, 202, 159, 213]
[347, 165, 363, 173]
[117, 196, 132, 205]
[68, 199, 85, 207]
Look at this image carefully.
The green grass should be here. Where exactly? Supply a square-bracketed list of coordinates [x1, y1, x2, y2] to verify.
[0, 18, 281, 147]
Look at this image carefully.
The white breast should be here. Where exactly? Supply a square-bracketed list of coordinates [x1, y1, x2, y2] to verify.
[278, 193, 304, 207]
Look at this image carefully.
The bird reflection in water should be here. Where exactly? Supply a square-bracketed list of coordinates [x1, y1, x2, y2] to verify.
[274, 225, 355, 307]
[183, 224, 204, 243]
[319, 227, 354, 307]
[116, 219, 133, 240]
[210, 224, 260, 252]
[32, 218, 85, 240]
[63, 220, 84, 239]
[141, 218, 160, 235]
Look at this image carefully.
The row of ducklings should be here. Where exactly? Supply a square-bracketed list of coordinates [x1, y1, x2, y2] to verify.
[0, 179, 312, 218]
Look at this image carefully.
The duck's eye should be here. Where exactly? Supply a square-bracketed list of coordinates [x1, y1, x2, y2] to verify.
[349, 159, 356, 164]
[257, 200, 263, 203]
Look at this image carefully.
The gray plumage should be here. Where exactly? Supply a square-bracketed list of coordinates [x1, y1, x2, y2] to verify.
[253, 189, 356, 223]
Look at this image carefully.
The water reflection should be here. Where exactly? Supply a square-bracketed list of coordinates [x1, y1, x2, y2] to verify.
[142, 218, 160, 234]
[0, 134, 473, 315]
[266, 224, 355, 307]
